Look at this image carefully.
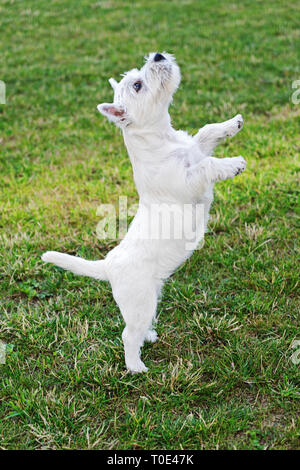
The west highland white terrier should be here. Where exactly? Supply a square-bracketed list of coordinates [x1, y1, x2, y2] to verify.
[42, 52, 246, 373]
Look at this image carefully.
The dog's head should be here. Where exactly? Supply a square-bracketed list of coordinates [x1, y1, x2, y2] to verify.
[97, 52, 181, 129]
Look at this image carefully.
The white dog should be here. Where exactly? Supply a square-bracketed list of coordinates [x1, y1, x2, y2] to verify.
[42, 52, 246, 373]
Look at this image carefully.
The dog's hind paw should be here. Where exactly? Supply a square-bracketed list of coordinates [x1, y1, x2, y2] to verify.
[126, 360, 148, 374]
[145, 330, 158, 343]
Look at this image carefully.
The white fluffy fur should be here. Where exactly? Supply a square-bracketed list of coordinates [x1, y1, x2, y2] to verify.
[42, 52, 246, 373]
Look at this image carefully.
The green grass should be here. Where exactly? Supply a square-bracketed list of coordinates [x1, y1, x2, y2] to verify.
[0, 0, 299, 450]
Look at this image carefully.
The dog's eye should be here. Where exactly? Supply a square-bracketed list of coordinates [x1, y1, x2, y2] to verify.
[133, 81, 142, 92]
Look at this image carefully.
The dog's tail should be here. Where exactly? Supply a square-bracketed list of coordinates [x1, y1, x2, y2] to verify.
[41, 251, 108, 281]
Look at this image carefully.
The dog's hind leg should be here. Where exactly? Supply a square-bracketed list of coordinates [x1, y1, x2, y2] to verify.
[113, 278, 159, 373]
[194, 114, 243, 155]
[144, 280, 162, 344]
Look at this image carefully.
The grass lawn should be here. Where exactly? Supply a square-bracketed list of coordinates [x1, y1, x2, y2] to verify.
[0, 0, 299, 450]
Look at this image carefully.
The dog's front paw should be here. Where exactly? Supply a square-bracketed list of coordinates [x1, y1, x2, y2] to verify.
[224, 114, 243, 137]
[215, 156, 246, 181]
[235, 114, 244, 130]
[230, 156, 247, 176]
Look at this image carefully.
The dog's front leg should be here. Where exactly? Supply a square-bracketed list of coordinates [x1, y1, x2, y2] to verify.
[188, 155, 246, 190]
[193, 114, 243, 155]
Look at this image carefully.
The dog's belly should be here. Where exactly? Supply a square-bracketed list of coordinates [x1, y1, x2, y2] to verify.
[106, 237, 195, 281]
[105, 192, 213, 281]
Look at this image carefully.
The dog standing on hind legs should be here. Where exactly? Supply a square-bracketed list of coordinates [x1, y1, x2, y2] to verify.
[42, 52, 246, 373]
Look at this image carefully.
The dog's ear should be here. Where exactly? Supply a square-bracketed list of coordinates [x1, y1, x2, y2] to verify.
[108, 78, 118, 91]
[97, 103, 127, 126]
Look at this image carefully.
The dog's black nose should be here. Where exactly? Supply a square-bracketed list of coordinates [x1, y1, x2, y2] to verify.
[154, 53, 166, 62]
